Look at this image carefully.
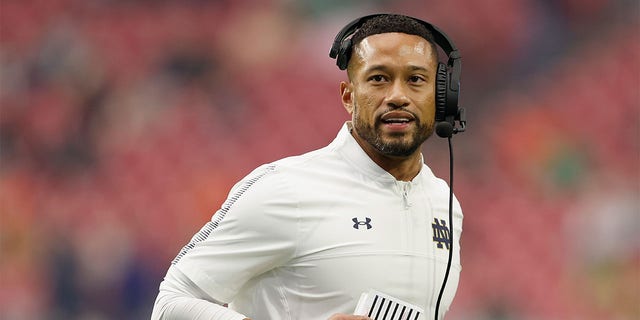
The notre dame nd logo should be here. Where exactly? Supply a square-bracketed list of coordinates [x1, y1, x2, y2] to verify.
[432, 218, 451, 250]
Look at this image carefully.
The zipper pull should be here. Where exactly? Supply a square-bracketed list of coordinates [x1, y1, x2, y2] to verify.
[402, 183, 412, 209]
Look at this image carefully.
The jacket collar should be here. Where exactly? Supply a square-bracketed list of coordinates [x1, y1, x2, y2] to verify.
[331, 122, 430, 185]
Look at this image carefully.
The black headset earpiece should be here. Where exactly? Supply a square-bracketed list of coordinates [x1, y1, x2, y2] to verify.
[335, 38, 352, 71]
[329, 14, 466, 137]
[435, 62, 448, 123]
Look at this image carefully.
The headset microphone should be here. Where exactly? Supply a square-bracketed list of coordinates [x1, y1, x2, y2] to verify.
[435, 122, 454, 138]
[436, 108, 467, 138]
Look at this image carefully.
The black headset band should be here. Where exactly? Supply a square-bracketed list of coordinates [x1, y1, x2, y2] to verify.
[329, 14, 461, 67]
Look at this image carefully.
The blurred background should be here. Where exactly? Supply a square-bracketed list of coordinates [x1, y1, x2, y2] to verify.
[0, 0, 638, 319]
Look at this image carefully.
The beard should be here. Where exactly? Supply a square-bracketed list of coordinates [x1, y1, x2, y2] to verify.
[352, 105, 434, 157]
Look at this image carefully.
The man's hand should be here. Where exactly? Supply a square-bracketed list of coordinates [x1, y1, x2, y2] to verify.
[328, 314, 372, 320]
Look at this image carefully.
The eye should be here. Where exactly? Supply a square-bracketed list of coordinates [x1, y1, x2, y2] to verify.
[368, 75, 387, 83]
[409, 75, 426, 83]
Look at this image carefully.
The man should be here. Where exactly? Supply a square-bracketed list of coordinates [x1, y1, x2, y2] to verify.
[151, 14, 463, 320]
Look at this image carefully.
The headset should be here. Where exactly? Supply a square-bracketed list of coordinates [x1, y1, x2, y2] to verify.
[329, 13, 466, 138]
[329, 14, 466, 320]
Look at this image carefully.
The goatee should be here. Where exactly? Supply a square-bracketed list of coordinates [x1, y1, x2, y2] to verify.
[352, 114, 434, 157]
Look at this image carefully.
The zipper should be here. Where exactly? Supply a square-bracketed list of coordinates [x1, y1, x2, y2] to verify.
[398, 181, 412, 209]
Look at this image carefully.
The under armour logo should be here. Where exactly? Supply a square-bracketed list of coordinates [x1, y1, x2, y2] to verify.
[432, 218, 451, 250]
[352, 217, 372, 230]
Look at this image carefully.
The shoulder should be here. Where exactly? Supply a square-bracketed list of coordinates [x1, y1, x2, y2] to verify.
[419, 164, 449, 191]
[419, 164, 464, 213]
[258, 143, 347, 184]
[228, 144, 343, 205]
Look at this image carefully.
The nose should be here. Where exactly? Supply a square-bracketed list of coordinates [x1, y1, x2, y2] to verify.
[386, 81, 410, 109]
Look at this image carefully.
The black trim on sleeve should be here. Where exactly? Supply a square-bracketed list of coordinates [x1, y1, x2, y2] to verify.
[171, 165, 276, 265]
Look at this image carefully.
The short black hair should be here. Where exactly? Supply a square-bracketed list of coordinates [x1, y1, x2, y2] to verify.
[347, 14, 438, 75]
[350, 14, 436, 49]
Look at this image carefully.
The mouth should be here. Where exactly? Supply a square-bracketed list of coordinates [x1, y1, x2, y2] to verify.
[381, 118, 412, 124]
[380, 111, 415, 128]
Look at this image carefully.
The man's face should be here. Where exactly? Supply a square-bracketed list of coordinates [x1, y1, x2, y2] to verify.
[341, 32, 437, 158]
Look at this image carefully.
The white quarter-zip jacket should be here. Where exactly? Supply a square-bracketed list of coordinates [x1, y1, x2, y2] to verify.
[152, 123, 463, 320]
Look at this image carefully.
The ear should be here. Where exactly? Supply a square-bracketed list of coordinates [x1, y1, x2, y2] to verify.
[340, 81, 354, 115]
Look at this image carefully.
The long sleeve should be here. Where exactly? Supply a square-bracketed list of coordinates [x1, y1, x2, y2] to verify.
[151, 266, 247, 320]
[152, 163, 298, 319]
